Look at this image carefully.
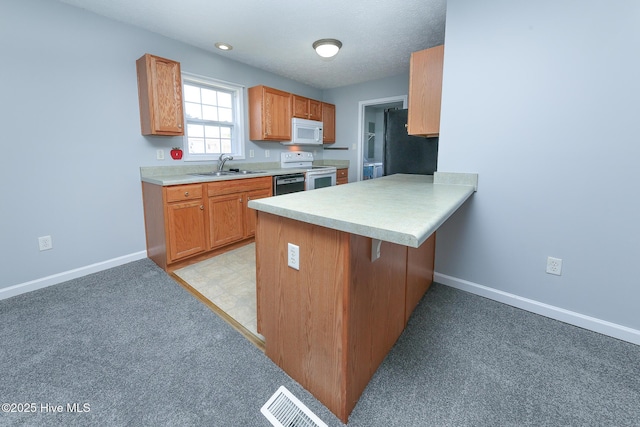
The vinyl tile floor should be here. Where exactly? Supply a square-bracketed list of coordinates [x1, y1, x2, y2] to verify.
[173, 243, 264, 343]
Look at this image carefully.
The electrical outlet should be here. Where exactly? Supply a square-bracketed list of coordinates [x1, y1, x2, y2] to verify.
[249, 149, 255, 158]
[546, 256, 562, 275]
[288, 243, 300, 270]
[156, 149, 165, 160]
[38, 235, 53, 251]
[265, 150, 270, 158]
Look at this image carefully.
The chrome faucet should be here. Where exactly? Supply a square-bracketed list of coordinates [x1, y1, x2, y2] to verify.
[217, 153, 233, 171]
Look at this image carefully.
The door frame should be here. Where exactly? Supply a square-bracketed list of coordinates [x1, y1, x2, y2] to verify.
[357, 95, 407, 181]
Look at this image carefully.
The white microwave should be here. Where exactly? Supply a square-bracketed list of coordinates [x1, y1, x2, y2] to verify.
[282, 118, 323, 145]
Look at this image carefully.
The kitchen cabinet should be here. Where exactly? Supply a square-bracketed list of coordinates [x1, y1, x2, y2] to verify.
[141, 182, 206, 270]
[244, 188, 272, 237]
[136, 53, 184, 136]
[292, 95, 322, 121]
[207, 177, 272, 249]
[141, 176, 272, 271]
[208, 193, 244, 248]
[165, 184, 206, 261]
[249, 85, 336, 143]
[407, 45, 444, 137]
[322, 102, 336, 143]
[248, 85, 292, 141]
[336, 168, 348, 185]
[166, 200, 207, 261]
[249, 172, 478, 422]
[255, 214, 435, 423]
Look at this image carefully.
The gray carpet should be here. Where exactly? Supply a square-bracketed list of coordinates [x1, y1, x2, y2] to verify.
[1, 259, 639, 426]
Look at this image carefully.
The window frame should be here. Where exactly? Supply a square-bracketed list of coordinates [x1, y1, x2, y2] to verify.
[181, 72, 246, 162]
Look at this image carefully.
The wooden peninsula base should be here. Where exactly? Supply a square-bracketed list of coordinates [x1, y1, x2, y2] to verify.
[255, 212, 435, 422]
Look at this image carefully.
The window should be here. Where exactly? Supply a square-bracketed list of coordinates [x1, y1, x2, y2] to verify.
[182, 73, 245, 161]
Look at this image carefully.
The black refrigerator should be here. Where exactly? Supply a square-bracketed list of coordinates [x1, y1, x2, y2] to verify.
[383, 109, 438, 176]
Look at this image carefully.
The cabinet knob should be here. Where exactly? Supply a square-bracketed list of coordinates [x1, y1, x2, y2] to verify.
[239, 198, 243, 203]
[178, 124, 182, 128]
[200, 205, 204, 210]
[184, 191, 189, 197]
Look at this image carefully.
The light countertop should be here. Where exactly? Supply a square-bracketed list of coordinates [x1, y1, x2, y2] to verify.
[248, 172, 478, 248]
[140, 160, 349, 186]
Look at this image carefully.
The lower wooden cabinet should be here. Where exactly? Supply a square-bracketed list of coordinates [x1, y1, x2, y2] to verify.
[141, 176, 272, 271]
[208, 193, 245, 248]
[336, 168, 348, 185]
[166, 199, 207, 261]
[245, 188, 272, 236]
[256, 213, 435, 422]
[206, 177, 272, 249]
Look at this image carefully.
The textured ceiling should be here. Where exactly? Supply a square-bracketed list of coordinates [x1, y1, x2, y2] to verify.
[56, 0, 446, 90]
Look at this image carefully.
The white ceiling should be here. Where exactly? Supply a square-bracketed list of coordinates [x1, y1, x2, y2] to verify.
[56, 0, 446, 90]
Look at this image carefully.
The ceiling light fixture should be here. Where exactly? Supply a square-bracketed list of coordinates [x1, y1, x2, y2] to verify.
[312, 39, 342, 58]
[215, 42, 233, 51]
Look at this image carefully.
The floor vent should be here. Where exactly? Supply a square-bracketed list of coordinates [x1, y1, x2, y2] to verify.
[261, 386, 327, 427]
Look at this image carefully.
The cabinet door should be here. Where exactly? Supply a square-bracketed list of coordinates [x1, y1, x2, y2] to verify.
[293, 96, 322, 120]
[244, 188, 273, 237]
[407, 45, 444, 137]
[209, 193, 244, 248]
[264, 87, 292, 139]
[248, 86, 292, 141]
[336, 168, 348, 185]
[322, 102, 336, 143]
[166, 200, 206, 262]
[136, 54, 184, 136]
[292, 95, 309, 119]
[308, 99, 322, 121]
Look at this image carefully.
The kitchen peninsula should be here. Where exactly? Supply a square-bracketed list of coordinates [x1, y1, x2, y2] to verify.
[248, 172, 477, 422]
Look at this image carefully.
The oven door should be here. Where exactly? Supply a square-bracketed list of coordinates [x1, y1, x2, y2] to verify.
[305, 170, 336, 190]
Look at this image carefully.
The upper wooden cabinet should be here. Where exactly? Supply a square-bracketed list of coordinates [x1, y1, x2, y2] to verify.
[407, 45, 444, 138]
[136, 54, 184, 136]
[248, 85, 292, 141]
[322, 102, 336, 143]
[293, 95, 322, 121]
[249, 85, 335, 143]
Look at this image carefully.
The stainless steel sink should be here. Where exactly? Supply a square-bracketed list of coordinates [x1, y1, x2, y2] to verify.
[190, 171, 237, 176]
[190, 170, 266, 177]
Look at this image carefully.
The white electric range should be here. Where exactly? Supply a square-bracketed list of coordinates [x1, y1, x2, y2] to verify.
[280, 152, 337, 191]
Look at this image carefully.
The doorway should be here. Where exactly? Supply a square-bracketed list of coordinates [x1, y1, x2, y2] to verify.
[357, 96, 407, 181]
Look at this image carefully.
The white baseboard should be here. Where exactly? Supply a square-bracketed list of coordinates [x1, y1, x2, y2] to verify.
[1, 251, 148, 301]
[434, 272, 640, 346]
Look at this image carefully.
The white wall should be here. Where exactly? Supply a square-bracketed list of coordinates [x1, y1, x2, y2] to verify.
[436, 0, 640, 341]
[0, 0, 321, 293]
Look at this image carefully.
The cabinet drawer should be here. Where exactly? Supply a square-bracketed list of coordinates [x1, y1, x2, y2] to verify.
[165, 184, 203, 203]
[207, 176, 272, 197]
[337, 168, 348, 178]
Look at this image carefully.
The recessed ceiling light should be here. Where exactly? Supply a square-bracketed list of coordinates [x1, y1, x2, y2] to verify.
[215, 42, 233, 51]
[312, 39, 342, 58]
